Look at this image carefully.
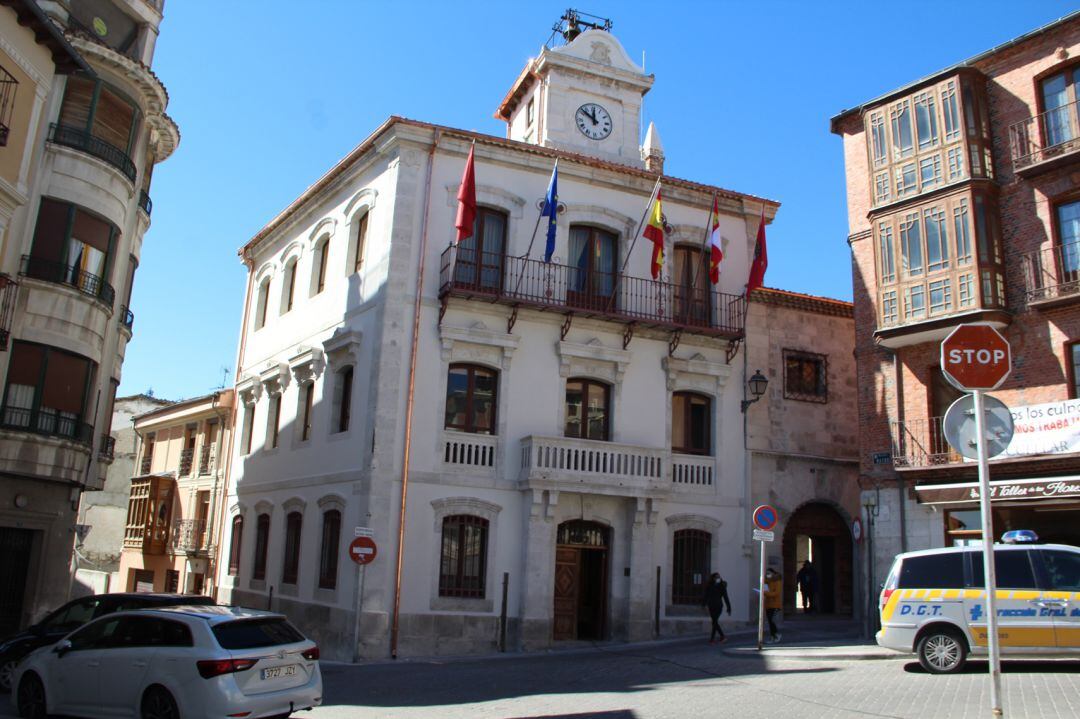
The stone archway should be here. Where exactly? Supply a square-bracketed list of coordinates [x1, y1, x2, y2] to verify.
[781, 502, 853, 615]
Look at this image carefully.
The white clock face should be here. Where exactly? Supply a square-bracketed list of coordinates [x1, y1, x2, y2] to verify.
[575, 103, 613, 140]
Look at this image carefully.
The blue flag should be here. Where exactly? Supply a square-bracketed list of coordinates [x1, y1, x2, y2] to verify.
[542, 161, 559, 262]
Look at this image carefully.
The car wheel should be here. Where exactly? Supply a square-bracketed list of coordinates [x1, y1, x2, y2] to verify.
[141, 686, 180, 719]
[1, 658, 18, 693]
[15, 672, 47, 719]
[917, 628, 968, 674]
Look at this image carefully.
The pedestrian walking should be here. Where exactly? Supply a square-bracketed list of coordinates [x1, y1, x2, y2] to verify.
[701, 572, 731, 644]
[796, 560, 818, 613]
[764, 567, 782, 643]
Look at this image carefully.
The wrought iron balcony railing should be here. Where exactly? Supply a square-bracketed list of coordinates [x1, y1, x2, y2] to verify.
[1021, 240, 1080, 304]
[120, 305, 135, 331]
[99, 434, 115, 461]
[0, 274, 17, 351]
[0, 64, 16, 147]
[0, 404, 92, 445]
[139, 454, 152, 475]
[891, 417, 961, 468]
[1009, 98, 1080, 172]
[138, 190, 152, 216]
[171, 518, 209, 554]
[48, 123, 136, 182]
[439, 248, 745, 339]
[178, 447, 194, 476]
[20, 255, 116, 308]
[198, 444, 215, 475]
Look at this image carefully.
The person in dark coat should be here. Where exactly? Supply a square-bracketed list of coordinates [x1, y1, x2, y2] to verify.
[796, 560, 818, 613]
[702, 572, 732, 643]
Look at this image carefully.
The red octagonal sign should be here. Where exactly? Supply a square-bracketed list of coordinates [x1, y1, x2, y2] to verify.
[940, 323, 1011, 391]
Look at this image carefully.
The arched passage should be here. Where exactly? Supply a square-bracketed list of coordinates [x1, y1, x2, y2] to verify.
[781, 502, 853, 615]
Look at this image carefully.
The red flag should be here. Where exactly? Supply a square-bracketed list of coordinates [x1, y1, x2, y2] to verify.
[455, 144, 476, 245]
[708, 196, 722, 285]
[746, 208, 768, 294]
[643, 188, 665, 279]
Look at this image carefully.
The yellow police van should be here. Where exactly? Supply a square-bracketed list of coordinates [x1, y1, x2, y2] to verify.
[877, 531, 1080, 673]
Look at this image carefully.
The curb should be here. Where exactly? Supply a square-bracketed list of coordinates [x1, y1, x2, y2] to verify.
[720, 643, 902, 662]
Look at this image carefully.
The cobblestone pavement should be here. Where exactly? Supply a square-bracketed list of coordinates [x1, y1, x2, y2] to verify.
[4, 633, 1078, 718]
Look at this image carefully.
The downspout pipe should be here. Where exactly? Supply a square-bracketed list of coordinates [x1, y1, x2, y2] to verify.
[205, 391, 229, 594]
[390, 128, 442, 659]
[209, 256, 255, 602]
[892, 350, 907, 553]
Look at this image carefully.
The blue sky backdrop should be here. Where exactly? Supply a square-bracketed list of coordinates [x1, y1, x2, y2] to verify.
[123, 0, 1078, 400]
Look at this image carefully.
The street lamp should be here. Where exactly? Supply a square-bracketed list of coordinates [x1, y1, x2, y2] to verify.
[741, 369, 769, 413]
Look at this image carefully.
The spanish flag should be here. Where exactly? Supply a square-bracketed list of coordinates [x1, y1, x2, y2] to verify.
[643, 188, 665, 279]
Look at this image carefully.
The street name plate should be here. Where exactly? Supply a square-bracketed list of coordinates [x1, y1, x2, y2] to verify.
[752, 529, 774, 542]
[354, 526, 374, 538]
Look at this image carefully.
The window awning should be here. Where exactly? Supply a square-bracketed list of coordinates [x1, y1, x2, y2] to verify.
[914, 476, 1080, 505]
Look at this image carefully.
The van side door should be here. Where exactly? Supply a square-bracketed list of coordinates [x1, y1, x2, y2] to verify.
[966, 548, 1054, 651]
[1037, 549, 1080, 648]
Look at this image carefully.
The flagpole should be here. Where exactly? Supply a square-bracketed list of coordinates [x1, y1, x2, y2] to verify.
[512, 160, 558, 299]
[745, 204, 766, 297]
[605, 176, 662, 313]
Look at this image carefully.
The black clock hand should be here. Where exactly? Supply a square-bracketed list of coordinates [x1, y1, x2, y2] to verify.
[586, 107, 598, 124]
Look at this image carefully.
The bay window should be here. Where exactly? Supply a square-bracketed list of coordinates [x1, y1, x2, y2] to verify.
[25, 198, 117, 306]
[1, 341, 95, 442]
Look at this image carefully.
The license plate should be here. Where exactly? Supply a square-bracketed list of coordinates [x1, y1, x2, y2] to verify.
[260, 665, 297, 680]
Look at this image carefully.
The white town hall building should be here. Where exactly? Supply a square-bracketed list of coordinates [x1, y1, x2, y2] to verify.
[217, 20, 782, 660]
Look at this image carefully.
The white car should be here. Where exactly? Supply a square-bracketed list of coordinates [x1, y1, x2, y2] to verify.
[11, 605, 322, 719]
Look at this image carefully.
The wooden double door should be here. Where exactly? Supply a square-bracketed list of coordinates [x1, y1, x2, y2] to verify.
[553, 520, 609, 641]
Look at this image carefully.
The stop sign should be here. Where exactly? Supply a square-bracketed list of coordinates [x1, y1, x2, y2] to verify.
[940, 324, 1011, 390]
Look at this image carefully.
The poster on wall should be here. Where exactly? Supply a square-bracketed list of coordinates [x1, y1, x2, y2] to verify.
[1000, 398, 1080, 459]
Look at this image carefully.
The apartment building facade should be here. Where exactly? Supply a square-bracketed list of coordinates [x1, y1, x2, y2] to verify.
[218, 23, 781, 660]
[119, 390, 233, 596]
[832, 12, 1080, 590]
[0, 0, 177, 632]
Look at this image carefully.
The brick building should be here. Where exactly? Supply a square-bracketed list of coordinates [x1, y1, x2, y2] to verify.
[832, 10, 1080, 606]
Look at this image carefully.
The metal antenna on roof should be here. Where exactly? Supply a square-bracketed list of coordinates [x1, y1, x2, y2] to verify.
[219, 366, 231, 389]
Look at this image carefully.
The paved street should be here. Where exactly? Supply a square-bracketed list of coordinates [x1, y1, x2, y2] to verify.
[4, 623, 1079, 719]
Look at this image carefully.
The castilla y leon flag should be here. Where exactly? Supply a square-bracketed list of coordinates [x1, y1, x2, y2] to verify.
[643, 188, 665, 279]
[708, 196, 723, 284]
[746, 207, 768, 294]
[454, 144, 477, 245]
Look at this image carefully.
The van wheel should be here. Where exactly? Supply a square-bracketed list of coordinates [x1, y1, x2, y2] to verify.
[141, 686, 180, 719]
[917, 628, 967, 673]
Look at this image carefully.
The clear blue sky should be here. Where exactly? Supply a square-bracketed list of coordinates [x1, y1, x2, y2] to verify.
[120, 0, 1078, 400]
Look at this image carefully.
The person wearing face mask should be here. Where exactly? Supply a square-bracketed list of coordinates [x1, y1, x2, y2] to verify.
[701, 572, 732, 644]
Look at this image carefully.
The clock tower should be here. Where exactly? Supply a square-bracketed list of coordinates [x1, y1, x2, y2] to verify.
[496, 19, 655, 168]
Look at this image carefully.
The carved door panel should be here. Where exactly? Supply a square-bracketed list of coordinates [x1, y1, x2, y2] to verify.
[553, 547, 579, 640]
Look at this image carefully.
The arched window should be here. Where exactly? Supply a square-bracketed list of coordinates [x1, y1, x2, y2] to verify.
[444, 364, 497, 434]
[227, 515, 243, 576]
[332, 366, 353, 434]
[352, 213, 369, 274]
[672, 529, 711, 605]
[252, 513, 270, 581]
[565, 378, 610, 441]
[282, 511, 303, 585]
[280, 259, 298, 314]
[452, 207, 507, 294]
[568, 226, 618, 311]
[439, 515, 488, 598]
[318, 509, 341, 590]
[254, 279, 270, 329]
[313, 237, 330, 295]
[672, 392, 711, 455]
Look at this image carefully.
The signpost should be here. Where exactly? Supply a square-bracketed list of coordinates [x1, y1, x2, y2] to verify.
[941, 324, 1011, 718]
[752, 505, 778, 651]
[349, 530, 377, 662]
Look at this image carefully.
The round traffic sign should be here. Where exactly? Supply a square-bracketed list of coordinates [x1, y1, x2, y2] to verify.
[942, 393, 1014, 460]
[753, 505, 778, 531]
[852, 517, 863, 543]
[348, 536, 378, 565]
[940, 324, 1011, 391]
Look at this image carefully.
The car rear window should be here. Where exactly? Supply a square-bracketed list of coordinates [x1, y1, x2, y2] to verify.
[897, 553, 965, 588]
[212, 618, 304, 649]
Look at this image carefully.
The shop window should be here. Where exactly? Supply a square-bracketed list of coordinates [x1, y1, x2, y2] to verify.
[444, 364, 497, 434]
[783, 350, 827, 403]
[564, 378, 610, 441]
[672, 392, 711, 455]
[672, 529, 711, 604]
[439, 515, 488, 598]
[281, 511, 302, 585]
[1, 341, 95, 442]
[318, 509, 341, 590]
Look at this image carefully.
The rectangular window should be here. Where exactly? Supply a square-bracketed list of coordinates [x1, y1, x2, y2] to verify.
[874, 172, 891, 204]
[252, 514, 270, 582]
[28, 198, 117, 302]
[900, 213, 923, 276]
[672, 529, 711, 605]
[565, 378, 611, 440]
[942, 81, 961, 142]
[334, 367, 353, 434]
[895, 163, 916, 197]
[282, 262, 296, 313]
[919, 155, 941, 190]
[928, 279, 952, 314]
[315, 240, 329, 294]
[268, 394, 281, 449]
[783, 350, 827, 403]
[444, 364, 498, 434]
[1, 341, 95, 442]
[924, 207, 949, 273]
[672, 392, 711, 455]
[982, 270, 994, 306]
[953, 199, 972, 265]
[353, 213, 369, 274]
[228, 516, 243, 577]
[878, 223, 896, 284]
[318, 510, 341, 590]
[904, 285, 926, 320]
[282, 512, 302, 585]
[870, 112, 887, 168]
[526, 97, 535, 126]
[881, 290, 898, 325]
[958, 273, 974, 307]
[439, 515, 488, 598]
[947, 146, 964, 180]
[1055, 200, 1080, 280]
[890, 100, 914, 160]
[914, 92, 938, 149]
[241, 404, 255, 455]
[300, 383, 314, 441]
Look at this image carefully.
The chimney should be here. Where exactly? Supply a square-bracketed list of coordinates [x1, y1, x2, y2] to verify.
[642, 121, 664, 173]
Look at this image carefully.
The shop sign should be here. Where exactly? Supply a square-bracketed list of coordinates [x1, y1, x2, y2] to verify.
[915, 476, 1080, 505]
[1000, 398, 1080, 458]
